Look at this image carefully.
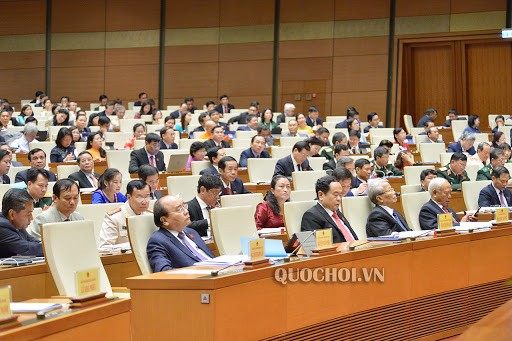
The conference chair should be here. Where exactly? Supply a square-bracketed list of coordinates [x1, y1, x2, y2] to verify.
[401, 191, 430, 230]
[29, 142, 54, 161]
[440, 153, 454, 166]
[210, 206, 257, 255]
[134, 139, 146, 150]
[223, 147, 245, 163]
[370, 144, 400, 156]
[465, 163, 480, 182]
[247, 158, 278, 183]
[127, 214, 158, 275]
[369, 128, 395, 141]
[451, 120, 468, 141]
[271, 146, 291, 160]
[322, 122, 337, 130]
[504, 163, 512, 174]
[57, 165, 80, 180]
[488, 114, 499, 130]
[283, 200, 317, 238]
[403, 115, 414, 134]
[75, 203, 124, 247]
[166, 105, 180, 112]
[42, 220, 124, 297]
[360, 122, 370, 132]
[280, 137, 304, 147]
[400, 184, 422, 194]
[419, 143, 446, 163]
[404, 165, 435, 185]
[146, 124, 164, 134]
[474, 133, 490, 144]
[48, 126, 71, 142]
[231, 138, 251, 149]
[462, 180, 491, 210]
[236, 130, 258, 139]
[341, 196, 372, 240]
[307, 157, 326, 171]
[104, 132, 132, 149]
[7, 166, 30, 183]
[325, 116, 346, 123]
[292, 170, 327, 191]
[167, 175, 200, 202]
[106, 150, 131, 179]
[220, 193, 263, 215]
[0, 184, 11, 210]
[289, 190, 316, 201]
[120, 119, 145, 133]
[191, 161, 210, 175]
[75, 142, 87, 154]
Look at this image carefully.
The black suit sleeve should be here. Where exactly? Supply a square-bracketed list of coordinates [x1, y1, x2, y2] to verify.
[129, 150, 141, 174]
[419, 205, 438, 230]
[0, 228, 43, 257]
[273, 160, 287, 177]
[366, 210, 396, 237]
[187, 220, 209, 236]
[301, 209, 325, 232]
[478, 187, 494, 208]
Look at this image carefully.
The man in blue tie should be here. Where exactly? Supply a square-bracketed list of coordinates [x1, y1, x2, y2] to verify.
[366, 179, 411, 237]
[147, 195, 215, 272]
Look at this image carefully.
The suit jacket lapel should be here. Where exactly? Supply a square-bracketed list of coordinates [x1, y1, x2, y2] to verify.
[160, 228, 200, 261]
[315, 204, 338, 231]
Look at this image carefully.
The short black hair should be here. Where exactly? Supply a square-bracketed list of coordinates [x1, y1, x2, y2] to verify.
[251, 134, 265, 143]
[492, 166, 510, 179]
[256, 125, 270, 134]
[2, 189, 33, 217]
[77, 151, 93, 162]
[27, 167, 49, 183]
[308, 106, 318, 113]
[423, 119, 433, 128]
[219, 94, 228, 100]
[331, 132, 346, 144]
[98, 116, 111, 125]
[334, 144, 349, 154]
[205, 100, 215, 107]
[468, 114, 479, 127]
[218, 156, 237, 170]
[374, 146, 389, 159]
[160, 126, 174, 137]
[349, 130, 361, 139]
[490, 148, 505, 161]
[315, 175, 338, 196]
[184, 97, 194, 103]
[495, 115, 505, 122]
[197, 174, 223, 193]
[420, 169, 437, 181]
[292, 141, 310, 153]
[316, 127, 329, 136]
[53, 179, 79, 198]
[198, 112, 210, 124]
[307, 136, 324, 147]
[99, 94, 108, 101]
[145, 132, 161, 144]
[367, 112, 378, 121]
[153, 197, 168, 228]
[246, 114, 258, 122]
[28, 148, 46, 161]
[450, 152, 467, 163]
[189, 141, 205, 156]
[138, 164, 158, 180]
[207, 146, 223, 163]
[126, 179, 149, 195]
[164, 116, 175, 124]
[425, 108, 437, 116]
[355, 158, 371, 169]
[133, 123, 145, 133]
[332, 167, 353, 182]
[378, 139, 393, 149]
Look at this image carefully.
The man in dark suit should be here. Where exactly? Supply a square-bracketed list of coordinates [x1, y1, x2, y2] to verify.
[218, 156, 250, 195]
[322, 144, 350, 175]
[276, 103, 296, 125]
[301, 176, 358, 243]
[447, 131, 476, 155]
[363, 112, 382, 133]
[170, 103, 189, 119]
[0, 189, 43, 258]
[273, 141, 312, 177]
[214, 94, 235, 115]
[138, 165, 164, 200]
[305, 106, 323, 128]
[159, 127, 178, 149]
[200, 147, 225, 176]
[236, 114, 259, 132]
[332, 167, 354, 198]
[227, 102, 258, 124]
[15, 148, 57, 184]
[366, 179, 410, 237]
[184, 97, 197, 113]
[204, 125, 230, 150]
[68, 151, 100, 189]
[239, 135, 270, 167]
[147, 196, 215, 272]
[133, 92, 147, 107]
[419, 178, 476, 230]
[478, 166, 512, 207]
[186, 174, 223, 237]
[129, 133, 166, 174]
[208, 110, 227, 130]
[417, 108, 437, 128]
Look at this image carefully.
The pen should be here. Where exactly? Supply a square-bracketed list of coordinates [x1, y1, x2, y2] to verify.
[36, 304, 62, 319]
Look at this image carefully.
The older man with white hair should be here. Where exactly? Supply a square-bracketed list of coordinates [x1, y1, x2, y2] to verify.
[419, 178, 476, 230]
[276, 103, 296, 125]
[9, 124, 38, 153]
[366, 179, 410, 237]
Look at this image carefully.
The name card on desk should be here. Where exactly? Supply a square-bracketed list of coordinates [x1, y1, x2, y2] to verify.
[316, 229, 333, 249]
[0, 286, 12, 320]
[437, 213, 453, 230]
[249, 239, 265, 261]
[75, 268, 99, 297]
[495, 208, 509, 223]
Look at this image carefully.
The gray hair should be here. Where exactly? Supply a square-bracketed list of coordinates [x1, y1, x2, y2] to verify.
[2, 189, 33, 217]
[284, 103, 295, 112]
[114, 105, 125, 113]
[336, 156, 354, 168]
[23, 123, 38, 134]
[477, 141, 490, 151]
[367, 179, 389, 205]
[428, 177, 449, 196]
[460, 131, 476, 141]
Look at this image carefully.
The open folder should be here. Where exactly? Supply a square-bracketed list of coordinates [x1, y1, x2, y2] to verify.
[240, 238, 287, 257]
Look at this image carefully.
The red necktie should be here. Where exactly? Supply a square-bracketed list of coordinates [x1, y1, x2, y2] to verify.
[332, 212, 355, 242]
[150, 155, 156, 167]
[225, 187, 231, 195]
[442, 206, 458, 223]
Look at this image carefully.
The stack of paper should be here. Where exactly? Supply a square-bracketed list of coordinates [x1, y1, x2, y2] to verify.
[456, 222, 492, 233]
[194, 255, 249, 266]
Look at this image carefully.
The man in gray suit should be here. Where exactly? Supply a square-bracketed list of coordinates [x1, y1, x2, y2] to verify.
[31, 179, 84, 240]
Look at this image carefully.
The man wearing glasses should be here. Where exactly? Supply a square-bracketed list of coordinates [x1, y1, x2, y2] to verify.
[128, 133, 166, 174]
[99, 180, 151, 247]
[436, 152, 469, 191]
[147, 195, 215, 272]
[186, 174, 223, 237]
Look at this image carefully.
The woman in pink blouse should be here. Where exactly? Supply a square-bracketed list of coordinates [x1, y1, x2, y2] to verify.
[254, 175, 291, 230]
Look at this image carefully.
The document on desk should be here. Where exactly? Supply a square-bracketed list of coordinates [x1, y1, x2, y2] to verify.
[10, 302, 62, 313]
[456, 222, 492, 233]
[194, 255, 249, 266]
[166, 269, 215, 275]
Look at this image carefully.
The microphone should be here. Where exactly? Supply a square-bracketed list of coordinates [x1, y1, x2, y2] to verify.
[284, 230, 316, 262]
[210, 261, 243, 277]
[348, 240, 371, 251]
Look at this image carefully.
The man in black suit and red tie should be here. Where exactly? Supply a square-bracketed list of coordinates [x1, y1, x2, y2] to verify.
[478, 166, 512, 208]
[273, 141, 312, 177]
[215, 94, 235, 115]
[218, 156, 250, 195]
[186, 174, 223, 237]
[128, 133, 166, 174]
[301, 176, 358, 243]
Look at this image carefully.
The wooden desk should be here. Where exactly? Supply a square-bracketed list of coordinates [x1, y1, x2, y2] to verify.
[130, 170, 252, 188]
[0, 253, 140, 301]
[0, 299, 130, 340]
[459, 298, 512, 340]
[127, 229, 512, 340]
[15, 153, 30, 166]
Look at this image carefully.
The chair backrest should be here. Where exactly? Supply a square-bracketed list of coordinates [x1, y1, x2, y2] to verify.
[307, 157, 326, 171]
[210, 206, 257, 255]
[57, 164, 80, 180]
[191, 161, 211, 175]
[42, 220, 113, 296]
[7, 166, 30, 183]
[289, 190, 316, 201]
[127, 214, 158, 275]
[369, 128, 395, 140]
[403, 115, 414, 134]
[292, 170, 327, 191]
[465, 163, 480, 182]
[106, 150, 131, 178]
[235, 130, 257, 139]
[400, 184, 422, 194]
[29, 142, 54, 161]
[401, 191, 430, 231]
[26, 207, 42, 236]
[75, 142, 87, 154]
[419, 143, 446, 163]
[283, 200, 316, 238]
[403, 165, 435, 185]
[146, 124, 164, 134]
[474, 133, 490, 144]
[178, 138, 196, 151]
[133, 139, 146, 150]
[280, 137, 304, 147]
[166, 175, 201, 202]
[451, 120, 468, 141]
[247, 158, 279, 183]
[220, 193, 263, 215]
[0, 184, 11, 210]
[270, 146, 291, 160]
[48, 126, 71, 141]
[75, 203, 124, 246]
[223, 147, 245, 163]
[440, 153, 454, 166]
[325, 116, 346, 123]
[231, 138, 251, 149]
[120, 119, 145, 133]
[341, 196, 372, 240]
[104, 132, 132, 149]
[462, 180, 491, 210]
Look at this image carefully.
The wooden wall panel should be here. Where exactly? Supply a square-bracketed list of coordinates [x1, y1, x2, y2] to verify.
[332, 91, 387, 117]
[334, 37, 388, 56]
[0, 51, 45, 70]
[105, 64, 159, 105]
[219, 0, 274, 26]
[165, 45, 219, 63]
[332, 55, 388, 92]
[51, 50, 105, 68]
[335, 0, 389, 20]
[281, 0, 335, 23]
[396, 0, 450, 17]
[280, 40, 334, 59]
[52, 0, 105, 33]
[166, 0, 220, 28]
[0, 0, 46, 35]
[106, 0, 160, 31]
[106, 47, 159, 66]
[50, 67, 105, 104]
[219, 42, 273, 61]
[218, 60, 273, 96]
[164, 62, 219, 99]
[465, 41, 512, 121]
[451, 0, 506, 14]
[279, 57, 333, 81]
[0, 68, 45, 105]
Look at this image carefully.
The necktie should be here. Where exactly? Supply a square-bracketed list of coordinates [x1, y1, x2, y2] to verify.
[225, 187, 231, 195]
[150, 155, 156, 167]
[499, 191, 508, 207]
[177, 232, 209, 261]
[331, 212, 355, 242]
[64, 218, 70, 222]
[256, 154, 260, 158]
[392, 211, 408, 231]
[90, 174, 98, 187]
[297, 164, 302, 172]
[442, 206, 458, 224]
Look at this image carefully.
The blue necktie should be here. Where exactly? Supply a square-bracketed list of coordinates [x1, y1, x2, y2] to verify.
[392, 211, 408, 231]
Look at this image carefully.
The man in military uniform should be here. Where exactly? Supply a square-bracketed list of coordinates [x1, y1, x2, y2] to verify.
[321, 132, 347, 160]
[476, 148, 506, 181]
[323, 144, 350, 175]
[99, 180, 151, 247]
[436, 152, 469, 190]
[373, 146, 403, 178]
[26, 168, 52, 210]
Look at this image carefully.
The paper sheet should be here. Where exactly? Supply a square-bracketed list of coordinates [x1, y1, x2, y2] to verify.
[10, 303, 62, 313]
[165, 269, 214, 275]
